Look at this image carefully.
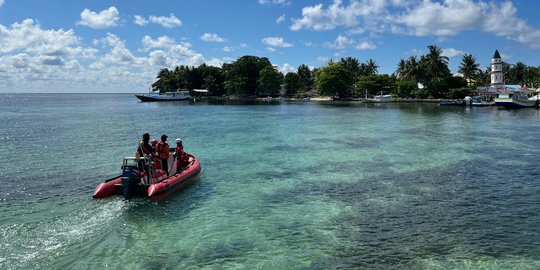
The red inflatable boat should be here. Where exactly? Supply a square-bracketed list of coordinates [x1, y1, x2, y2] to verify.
[93, 153, 200, 201]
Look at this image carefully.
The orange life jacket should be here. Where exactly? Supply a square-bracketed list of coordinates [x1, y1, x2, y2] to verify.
[156, 141, 170, 159]
[136, 141, 153, 157]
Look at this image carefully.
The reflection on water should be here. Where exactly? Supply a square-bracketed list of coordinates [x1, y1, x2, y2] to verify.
[1, 94, 540, 269]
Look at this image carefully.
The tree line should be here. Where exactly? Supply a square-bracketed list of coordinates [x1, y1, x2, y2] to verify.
[151, 45, 540, 99]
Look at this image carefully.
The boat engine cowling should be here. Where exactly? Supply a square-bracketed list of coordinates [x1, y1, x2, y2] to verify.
[121, 164, 140, 200]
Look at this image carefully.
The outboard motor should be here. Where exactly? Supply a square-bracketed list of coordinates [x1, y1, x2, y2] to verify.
[121, 164, 140, 200]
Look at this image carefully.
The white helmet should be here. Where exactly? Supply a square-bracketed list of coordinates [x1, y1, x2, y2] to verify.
[175, 138, 182, 144]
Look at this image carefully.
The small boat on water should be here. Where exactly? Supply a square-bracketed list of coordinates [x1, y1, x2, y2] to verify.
[439, 100, 466, 106]
[361, 90, 394, 103]
[135, 90, 191, 102]
[364, 94, 394, 103]
[93, 153, 201, 201]
[495, 88, 537, 108]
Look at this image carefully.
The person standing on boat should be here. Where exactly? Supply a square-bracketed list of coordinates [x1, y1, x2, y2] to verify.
[136, 133, 155, 157]
[136, 133, 155, 172]
[174, 138, 188, 172]
[156, 134, 170, 176]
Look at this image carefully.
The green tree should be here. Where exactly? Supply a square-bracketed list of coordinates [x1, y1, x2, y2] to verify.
[458, 54, 480, 86]
[297, 64, 313, 92]
[428, 76, 467, 98]
[401, 56, 425, 84]
[224, 75, 247, 96]
[284, 72, 301, 96]
[475, 66, 491, 87]
[258, 66, 284, 96]
[395, 80, 417, 98]
[152, 68, 172, 92]
[421, 45, 451, 82]
[511, 61, 527, 85]
[355, 74, 396, 97]
[198, 64, 225, 95]
[360, 59, 378, 76]
[394, 59, 406, 79]
[223, 56, 272, 96]
[315, 62, 354, 98]
[339, 57, 361, 82]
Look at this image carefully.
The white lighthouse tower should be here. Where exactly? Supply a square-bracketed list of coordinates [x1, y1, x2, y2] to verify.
[490, 50, 505, 92]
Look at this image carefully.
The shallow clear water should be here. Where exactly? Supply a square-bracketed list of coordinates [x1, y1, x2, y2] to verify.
[1, 94, 540, 269]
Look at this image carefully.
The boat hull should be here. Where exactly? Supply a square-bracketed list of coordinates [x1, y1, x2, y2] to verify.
[148, 157, 201, 201]
[135, 94, 190, 102]
[93, 155, 201, 201]
[495, 98, 536, 108]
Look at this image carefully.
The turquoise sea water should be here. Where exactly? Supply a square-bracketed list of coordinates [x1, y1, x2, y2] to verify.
[1, 94, 540, 269]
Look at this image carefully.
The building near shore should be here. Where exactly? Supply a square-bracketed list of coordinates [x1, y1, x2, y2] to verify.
[478, 49, 507, 97]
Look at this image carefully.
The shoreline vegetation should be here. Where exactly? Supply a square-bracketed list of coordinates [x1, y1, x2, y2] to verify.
[190, 94, 464, 104]
[150, 44, 540, 101]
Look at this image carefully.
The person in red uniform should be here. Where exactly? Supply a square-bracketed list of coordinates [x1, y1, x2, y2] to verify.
[174, 138, 188, 172]
[156, 134, 170, 175]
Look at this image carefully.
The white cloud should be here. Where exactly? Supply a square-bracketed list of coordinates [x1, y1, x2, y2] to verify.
[481, 1, 540, 49]
[396, 0, 482, 36]
[0, 0, 4, 8]
[148, 14, 182, 28]
[266, 47, 276, 52]
[262, 37, 293, 48]
[148, 50, 171, 67]
[276, 15, 286, 24]
[0, 19, 96, 58]
[291, 0, 540, 49]
[206, 58, 225, 67]
[442, 48, 464, 58]
[78, 7, 119, 29]
[134, 14, 182, 28]
[141, 35, 176, 52]
[200, 33, 226, 42]
[240, 43, 248, 48]
[133, 13, 182, 28]
[0, 20, 225, 93]
[317, 56, 330, 62]
[98, 33, 139, 64]
[277, 63, 295, 74]
[40, 56, 65, 66]
[356, 40, 376, 50]
[325, 34, 374, 50]
[223, 46, 233, 52]
[259, 0, 290, 6]
[134, 15, 148, 26]
[291, 0, 388, 31]
[326, 34, 354, 49]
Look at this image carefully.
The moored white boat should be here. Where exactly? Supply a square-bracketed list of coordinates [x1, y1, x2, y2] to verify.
[135, 91, 191, 102]
[495, 88, 536, 108]
[364, 94, 394, 103]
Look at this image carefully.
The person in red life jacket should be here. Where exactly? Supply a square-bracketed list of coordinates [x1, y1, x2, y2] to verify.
[174, 138, 188, 172]
[136, 133, 155, 172]
[150, 139, 161, 170]
[156, 134, 170, 175]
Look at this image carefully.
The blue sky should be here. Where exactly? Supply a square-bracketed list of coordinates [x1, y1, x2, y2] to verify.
[1, 0, 540, 93]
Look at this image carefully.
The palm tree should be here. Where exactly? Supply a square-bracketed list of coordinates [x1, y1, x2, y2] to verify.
[339, 57, 361, 81]
[458, 54, 481, 86]
[402, 56, 424, 83]
[476, 66, 491, 87]
[363, 59, 379, 75]
[421, 45, 451, 81]
[152, 68, 172, 92]
[512, 61, 527, 86]
[394, 59, 406, 79]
